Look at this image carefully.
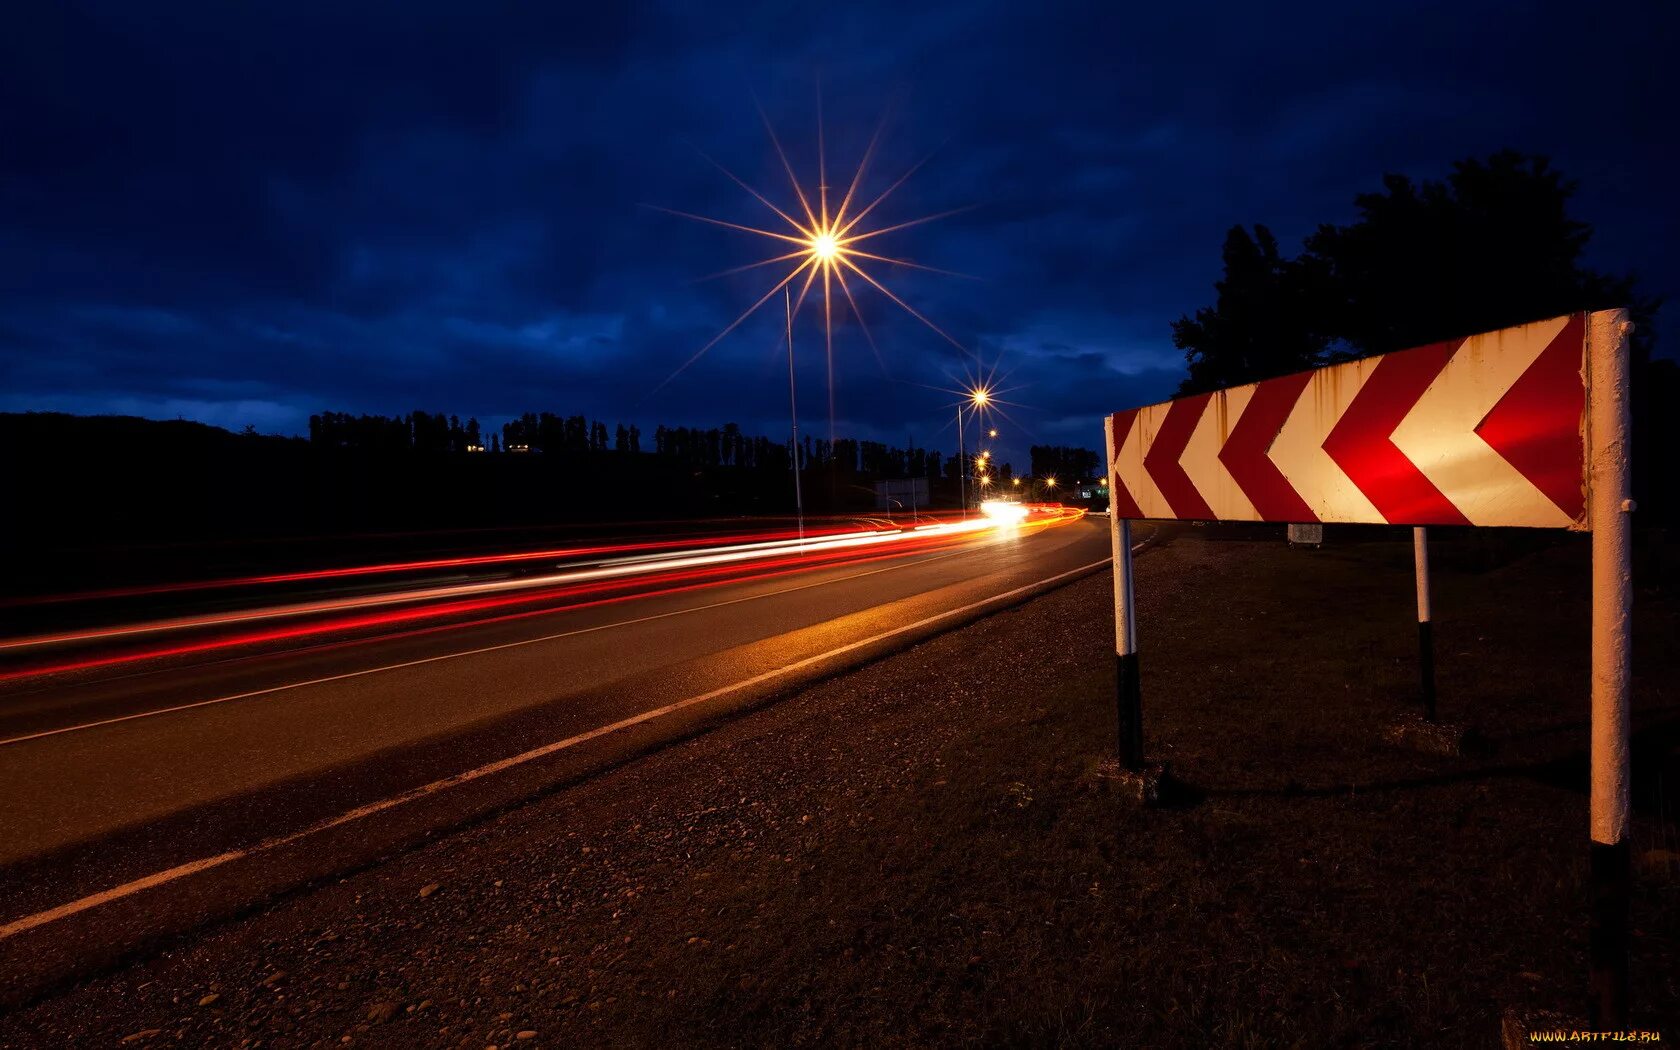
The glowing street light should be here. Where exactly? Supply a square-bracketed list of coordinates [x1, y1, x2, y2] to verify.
[955, 383, 993, 520]
[651, 100, 974, 446]
[988, 428, 998, 438]
[810, 230, 840, 261]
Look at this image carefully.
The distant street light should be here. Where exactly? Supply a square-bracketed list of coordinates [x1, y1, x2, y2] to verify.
[956, 385, 992, 519]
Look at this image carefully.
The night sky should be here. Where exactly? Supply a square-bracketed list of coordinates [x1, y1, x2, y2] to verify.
[3, 2, 1675, 468]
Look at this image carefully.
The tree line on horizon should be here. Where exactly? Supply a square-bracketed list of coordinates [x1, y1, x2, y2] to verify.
[309, 407, 1107, 486]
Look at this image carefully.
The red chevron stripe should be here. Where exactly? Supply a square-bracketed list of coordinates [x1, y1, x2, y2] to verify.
[1144, 393, 1214, 520]
[1219, 371, 1317, 523]
[1475, 314, 1586, 521]
[1107, 409, 1145, 518]
[1323, 340, 1470, 525]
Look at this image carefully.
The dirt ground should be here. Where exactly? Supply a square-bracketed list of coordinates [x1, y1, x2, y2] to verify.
[1, 525, 1676, 1047]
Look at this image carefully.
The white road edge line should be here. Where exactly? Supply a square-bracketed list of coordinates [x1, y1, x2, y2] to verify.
[0, 549, 1120, 941]
[0, 545, 975, 749]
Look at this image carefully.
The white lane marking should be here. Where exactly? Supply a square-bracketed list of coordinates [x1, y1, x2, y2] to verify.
[0, 550, 1118, 941]
[0, 544, 980, 749]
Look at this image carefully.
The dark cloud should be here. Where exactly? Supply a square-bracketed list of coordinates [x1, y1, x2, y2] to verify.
[2, 0, 1674, 471]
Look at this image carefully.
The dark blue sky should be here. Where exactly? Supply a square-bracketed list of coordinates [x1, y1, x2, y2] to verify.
[3, 1, 1675, 468]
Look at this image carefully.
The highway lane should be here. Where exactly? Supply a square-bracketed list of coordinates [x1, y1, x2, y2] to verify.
[0, 516, 1114, 891]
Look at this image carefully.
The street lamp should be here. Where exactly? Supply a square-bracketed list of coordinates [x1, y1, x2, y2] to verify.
[956, 385, 991, 520]
[785, 288, 804, 541]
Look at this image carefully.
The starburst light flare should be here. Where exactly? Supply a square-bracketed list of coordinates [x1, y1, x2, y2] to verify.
[647, 99, 975, 431]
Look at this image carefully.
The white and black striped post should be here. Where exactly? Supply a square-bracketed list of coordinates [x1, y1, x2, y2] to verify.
[1587, 309, 1634, 1029]
[1104, 415, 1143, 770]
[1413, 527, 1436, 722]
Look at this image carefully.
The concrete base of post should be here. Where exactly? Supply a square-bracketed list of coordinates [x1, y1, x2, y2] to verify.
[1383, 714, 1482, 757]
[1286, 522, 1323, 548]
[1091, 758, 1169, 806]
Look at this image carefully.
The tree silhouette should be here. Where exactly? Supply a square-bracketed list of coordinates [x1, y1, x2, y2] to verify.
[1306, 151, 1656, 361]
[1174, 151, 1658, 396]
[1174, 225, 1330, 395]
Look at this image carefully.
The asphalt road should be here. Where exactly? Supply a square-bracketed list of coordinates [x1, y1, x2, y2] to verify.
[0, 514, 1116, 1001]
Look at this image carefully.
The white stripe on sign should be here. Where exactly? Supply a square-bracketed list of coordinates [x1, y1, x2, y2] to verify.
[1116, 398, 1170, 518]
[1184, 383, 1258, 521]
[1391, 315, 1574, 528]
[1269, 354, 1384, 524]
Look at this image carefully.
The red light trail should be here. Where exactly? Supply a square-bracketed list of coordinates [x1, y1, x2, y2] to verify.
[0, 509, 1083, 684]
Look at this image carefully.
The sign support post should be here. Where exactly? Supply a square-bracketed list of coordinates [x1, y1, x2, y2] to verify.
[1587, 309, 1634, 1029]
[1104, 414, 1144, 770]
[956, 405, 968, 519]
[1111, 516, 1143, 769]
[1413, 527, 1436, 722]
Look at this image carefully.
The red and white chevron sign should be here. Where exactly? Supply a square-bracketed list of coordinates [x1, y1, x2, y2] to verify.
[1107, 312, 1595, 529]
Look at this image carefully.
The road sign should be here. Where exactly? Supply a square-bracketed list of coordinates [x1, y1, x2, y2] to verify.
[874, 477, 928, 514]
[1102, 309, 1634, 1027]
[1109, 313, 1589, 529]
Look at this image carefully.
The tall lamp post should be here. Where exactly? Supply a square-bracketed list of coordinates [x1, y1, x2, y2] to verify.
[957, 385, 990, 518]
[786, 288, 804, 541]
[955, 403, 967, 520]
